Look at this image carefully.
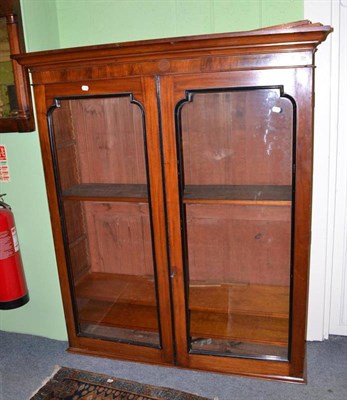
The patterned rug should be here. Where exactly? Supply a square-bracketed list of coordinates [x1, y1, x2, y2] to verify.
[30, 367, 211, 400]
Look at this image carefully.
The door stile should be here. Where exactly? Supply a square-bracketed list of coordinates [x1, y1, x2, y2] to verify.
[286, 68, 313, 379]
[140, 76, 175, 364]
[32, 84, 78, 347]
[158, 75, 191, 366]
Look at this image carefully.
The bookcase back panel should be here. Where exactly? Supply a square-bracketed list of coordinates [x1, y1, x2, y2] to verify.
[71, 97, 147, 185]
[186, 204, 291, 286]
[84, 202, 154, 276]
[180, 89, 293, 186]
[52, 96, 147, 191]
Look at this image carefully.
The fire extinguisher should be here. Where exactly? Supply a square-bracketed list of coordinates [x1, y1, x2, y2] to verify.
[0, 196, 29, 309]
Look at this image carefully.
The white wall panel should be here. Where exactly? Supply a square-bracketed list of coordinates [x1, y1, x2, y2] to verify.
[305, 0, 347, 339]
[328, 0, 347, 336]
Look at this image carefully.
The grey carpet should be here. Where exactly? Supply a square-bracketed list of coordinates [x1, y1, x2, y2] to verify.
[0, 331, 346, 400]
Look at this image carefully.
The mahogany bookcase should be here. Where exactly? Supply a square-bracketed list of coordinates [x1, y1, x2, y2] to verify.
[15, 20, 332, 382]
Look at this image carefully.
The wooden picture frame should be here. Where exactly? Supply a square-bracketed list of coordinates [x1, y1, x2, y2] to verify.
[0, 0, 34, 132]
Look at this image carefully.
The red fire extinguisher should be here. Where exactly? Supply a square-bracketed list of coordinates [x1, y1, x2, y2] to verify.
[0, 197, 29, 309]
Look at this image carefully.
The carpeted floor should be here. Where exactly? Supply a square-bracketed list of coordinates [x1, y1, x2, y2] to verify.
[0, 331, 346, 400]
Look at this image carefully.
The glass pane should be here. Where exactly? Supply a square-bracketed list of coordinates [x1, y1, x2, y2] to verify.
[0, 18, 18, 118]
[52, 97, 147, 190]
[178, 88, 293, 360]
[50, 96, 160, 347]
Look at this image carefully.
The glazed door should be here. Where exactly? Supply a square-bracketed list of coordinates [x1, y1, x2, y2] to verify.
[160, 70, 310, 379]
[43, 77, 174, 364]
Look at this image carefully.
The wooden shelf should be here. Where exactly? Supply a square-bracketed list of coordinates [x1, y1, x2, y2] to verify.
[62, 184, 292, 204]
[190, 338, 288, 359]
[78, 300, 159, 332]
[62, 183, 148, 202]
[75, 273, 289, 347]
[190, 282, 289, 318]
[78, 300, 288, 346]
[79, 322, 160, 346]
[190, 310, 288, 346]
[76, 273, 289, 318]
[183, 185, 292, 205]
[76, 272, 156, 306]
